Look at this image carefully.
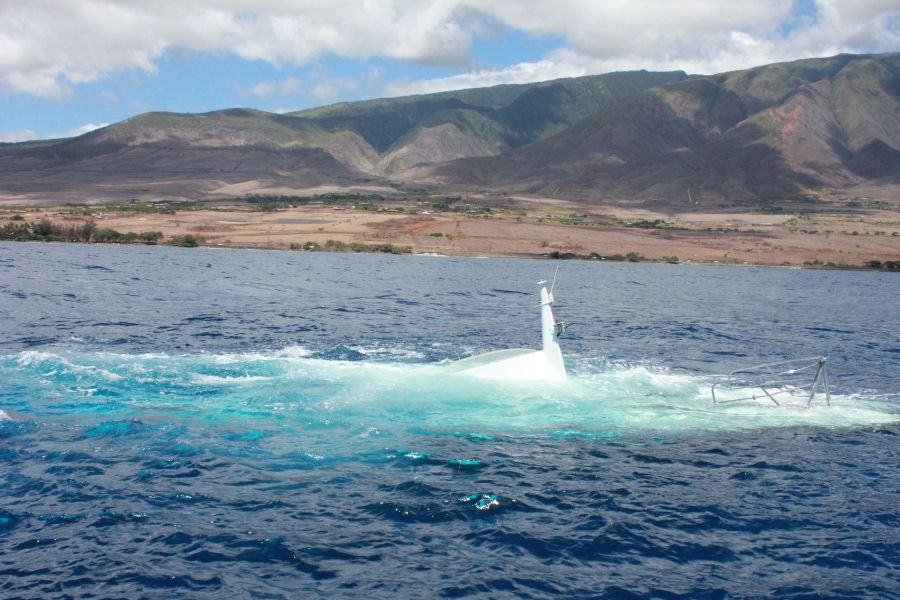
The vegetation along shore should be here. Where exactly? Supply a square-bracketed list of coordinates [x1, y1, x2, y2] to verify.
[2, 194, 898, 271]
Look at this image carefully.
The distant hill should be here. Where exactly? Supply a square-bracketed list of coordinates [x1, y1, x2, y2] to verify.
[425, 53, 900, 207]
[0, 70, 687, 203]
[1, 53, 898, 207]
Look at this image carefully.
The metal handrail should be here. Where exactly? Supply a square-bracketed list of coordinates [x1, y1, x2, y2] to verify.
[711, 356, 830, 407]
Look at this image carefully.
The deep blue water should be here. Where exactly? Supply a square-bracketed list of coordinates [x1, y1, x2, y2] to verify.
[1, 241, 898, 599]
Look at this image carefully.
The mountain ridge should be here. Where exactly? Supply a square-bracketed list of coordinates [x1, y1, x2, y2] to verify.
[1, 53, 898, 207]
[423, 52, 900, 206]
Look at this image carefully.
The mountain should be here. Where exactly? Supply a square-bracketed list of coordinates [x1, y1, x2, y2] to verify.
[0, 53, 898, 207]
[425, 53, 900, 206]
[0, 70, 686, 203]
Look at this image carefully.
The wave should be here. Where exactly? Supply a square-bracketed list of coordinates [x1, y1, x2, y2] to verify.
[190, 374, 277, 385]
[15, 349, 124, 381]
[1, 346, 897, 435]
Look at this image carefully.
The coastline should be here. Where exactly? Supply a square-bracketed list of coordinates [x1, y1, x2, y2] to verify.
[3, 240, 892, 273]
[3, 199, 899, 270]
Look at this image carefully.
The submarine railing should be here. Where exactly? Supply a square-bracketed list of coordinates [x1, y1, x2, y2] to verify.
[711, 356, 830, 407]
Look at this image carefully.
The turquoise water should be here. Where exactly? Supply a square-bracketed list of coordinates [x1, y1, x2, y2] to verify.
[1, 243, 898, 598]
[4, 347, 896, 436]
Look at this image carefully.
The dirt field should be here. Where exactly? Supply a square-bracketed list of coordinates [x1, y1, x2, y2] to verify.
[3, 198, 899, 268]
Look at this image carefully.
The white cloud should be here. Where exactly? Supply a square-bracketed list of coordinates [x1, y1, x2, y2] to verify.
[47, 122, 109, 139]
[247, 76, 300, 98]
[0, 1, 473, 98]
[0, 129, 39, 143]
[0, 1, 897, 99]
[385, 0, 900, 97]
[310, 77, 359, 102]
[0, 122, 108, 143]
[383, 59, 586, 97]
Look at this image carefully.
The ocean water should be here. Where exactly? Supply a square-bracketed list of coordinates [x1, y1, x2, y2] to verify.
[1, 241, 898, 598]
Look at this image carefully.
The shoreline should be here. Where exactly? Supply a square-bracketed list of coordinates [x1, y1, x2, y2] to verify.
[3, 238, 898, 273]
[3, 199, 899, 271]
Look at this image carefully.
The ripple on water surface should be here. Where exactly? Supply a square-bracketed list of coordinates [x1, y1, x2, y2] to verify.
[1, 246, 898, 597]
[1, 346, 898, 597]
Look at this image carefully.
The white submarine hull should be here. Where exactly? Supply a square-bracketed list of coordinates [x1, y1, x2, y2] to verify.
[449, 282, 567, 383]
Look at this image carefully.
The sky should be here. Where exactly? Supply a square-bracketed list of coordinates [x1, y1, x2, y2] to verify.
[1, 0, 898, 142]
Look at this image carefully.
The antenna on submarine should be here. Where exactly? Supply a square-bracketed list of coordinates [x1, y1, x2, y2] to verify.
[549, 265, 559, 295]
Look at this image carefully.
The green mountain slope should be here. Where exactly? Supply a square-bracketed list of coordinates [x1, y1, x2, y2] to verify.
[292, 70, 688, 154]
[1, 54, 897, 206]
[0, 70, 688, 202]
[426, 53, 900, 205]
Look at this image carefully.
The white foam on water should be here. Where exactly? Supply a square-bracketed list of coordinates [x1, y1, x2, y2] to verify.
[205, 345, 313, 364]
[190, 374, 277, 385]
[346, 344, 427, 360]
[15, 350, 123, 381]
[0, 410, 11, 422]
[564, 366, 898, 432]
[4, 348, 898, 434]
[15, 350, 57, 366]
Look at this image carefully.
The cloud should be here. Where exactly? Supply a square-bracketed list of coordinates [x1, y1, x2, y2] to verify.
[0, 129, 39, 143]
[247, 74, 357, 104]
[0, 1, 473, 98]
[310, 77, 359, 103]
[383, 59, 585, 97]
[0, 122, 108, 143]
[385, 0, 900, 96]
[247, 76, 300, 98]
[47, 122, 109, 139]
[0, 1, 897, 99]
